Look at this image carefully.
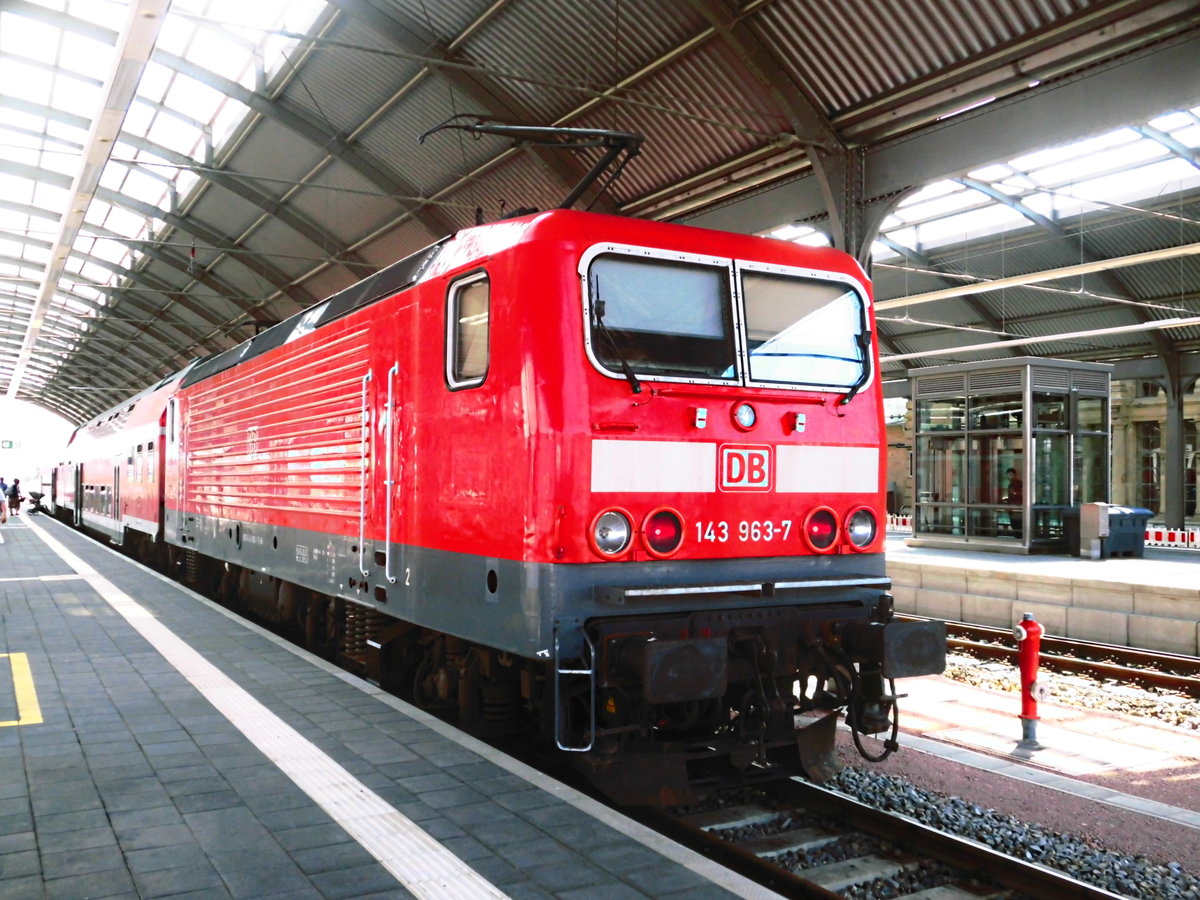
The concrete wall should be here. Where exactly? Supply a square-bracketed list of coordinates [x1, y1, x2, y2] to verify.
[889, 559, 1200, 656]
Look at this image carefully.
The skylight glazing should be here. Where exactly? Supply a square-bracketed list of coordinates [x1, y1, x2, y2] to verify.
[854, 106, 1200, 263]
[0, 0, 324, 393]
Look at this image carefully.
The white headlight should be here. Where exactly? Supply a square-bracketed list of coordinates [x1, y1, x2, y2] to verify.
[593, 510, 632, 556]
[846, 509, 877, 548]
[733, 403, 757, 429]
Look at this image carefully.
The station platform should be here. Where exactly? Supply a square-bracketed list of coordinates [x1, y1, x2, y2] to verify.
[0, 515, 782, 900]
[882, 534, 1200, 835]
[884, 534, 1200, 656]
[891, 672, 1200, 831]
[884, 532, 1200, 590]
[5, 515, 1197, 899]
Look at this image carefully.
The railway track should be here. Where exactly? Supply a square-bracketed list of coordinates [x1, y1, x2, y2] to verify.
[647, 779, 1127, 899]
[905, 617, 1200, 696]
[79, 524, 1196, 897]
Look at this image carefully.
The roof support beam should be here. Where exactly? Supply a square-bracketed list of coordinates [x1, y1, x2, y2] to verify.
[956, 176, 1178, 361]
[882, 315, 1200, 365]
[874, 236, 1018, 360]
[877, 241, 1200, 310]
[7, 0, 168, 401]
[155, 50, 460, 240]
[681, 0, 840, 150]
[681, 30, 1200, 234]
[0, 158, 297, 368]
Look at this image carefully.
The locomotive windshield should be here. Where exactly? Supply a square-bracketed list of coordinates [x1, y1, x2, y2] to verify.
[589, 255, 737, 381]
[741, 270, 867, 388]
[585, 249, 868, 391]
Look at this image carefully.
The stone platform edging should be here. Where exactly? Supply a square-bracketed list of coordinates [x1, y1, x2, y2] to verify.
[888, 557, 1200, 656]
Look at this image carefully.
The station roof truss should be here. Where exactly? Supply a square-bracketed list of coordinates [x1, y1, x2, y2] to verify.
[2, 0, 1200, 424]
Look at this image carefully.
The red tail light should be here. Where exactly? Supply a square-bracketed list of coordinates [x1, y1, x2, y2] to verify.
[803, 508, 838, 552]
[643, 508, 684, 557]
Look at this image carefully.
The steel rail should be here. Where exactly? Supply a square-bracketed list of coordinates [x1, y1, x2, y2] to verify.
[775, 778, 1129, 900]
[641, 777, 1129, 899]
[905, 616, 1200, 696]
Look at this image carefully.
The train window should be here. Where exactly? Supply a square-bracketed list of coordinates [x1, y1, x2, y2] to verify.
[740, 272, 867, 388]
[586, 254, 735, 381]
[446, 273, 490, 389]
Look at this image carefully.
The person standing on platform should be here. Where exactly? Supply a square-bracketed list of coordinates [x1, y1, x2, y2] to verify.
[1003, 467, 1024, 535]
[7, 478, 23, 516]
[1004, 467, 1023, 505]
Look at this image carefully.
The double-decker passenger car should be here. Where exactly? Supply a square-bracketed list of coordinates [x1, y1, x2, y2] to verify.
[54, 207, 944, 804]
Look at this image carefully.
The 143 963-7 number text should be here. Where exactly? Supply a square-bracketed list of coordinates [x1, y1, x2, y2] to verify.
[694, 520, 792, 543]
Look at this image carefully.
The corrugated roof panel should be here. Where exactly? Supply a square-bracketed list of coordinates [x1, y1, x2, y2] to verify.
[181, 189, 275, 255]
[750, 0, 1090, 113]
[279, 16, 424, 138]
[216, 117, 331, 203]
[355, 218, 445, 270]
[241, 216, 342, 284]
[464, 0, 708, 126]
[287, 162, 404, 247]
[386, 0, 498, 46]
[353, 76, 512, 198]
[568, 42, 779, 203]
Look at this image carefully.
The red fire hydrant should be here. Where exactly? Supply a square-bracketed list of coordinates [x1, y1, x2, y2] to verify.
[1013, 612, 1044, 749]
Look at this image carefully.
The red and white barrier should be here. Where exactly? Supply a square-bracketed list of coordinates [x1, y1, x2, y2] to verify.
[1143, 526, 1200, 550]
[886, 514, 1199, 550]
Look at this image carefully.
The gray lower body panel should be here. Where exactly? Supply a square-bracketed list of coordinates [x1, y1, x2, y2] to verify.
[177, 513, 889, 660]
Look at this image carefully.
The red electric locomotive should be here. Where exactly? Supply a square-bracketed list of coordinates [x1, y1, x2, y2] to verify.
[54, 127, 944, 804]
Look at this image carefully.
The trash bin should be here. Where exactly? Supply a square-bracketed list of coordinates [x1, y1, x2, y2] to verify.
[1103, 506, 1152, 557]
[1062, 507, 1080, 557]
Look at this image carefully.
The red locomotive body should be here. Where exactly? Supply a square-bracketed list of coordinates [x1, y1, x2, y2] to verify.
[56, 209, 944, 803]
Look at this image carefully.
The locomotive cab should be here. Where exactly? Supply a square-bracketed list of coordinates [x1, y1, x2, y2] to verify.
[521, 213, 946, 803]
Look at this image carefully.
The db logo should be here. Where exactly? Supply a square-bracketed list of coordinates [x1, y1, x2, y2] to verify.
[719, 444, 772, 492]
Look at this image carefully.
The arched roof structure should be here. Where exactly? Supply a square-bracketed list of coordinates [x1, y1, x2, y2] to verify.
[2, 0, 1200, 423]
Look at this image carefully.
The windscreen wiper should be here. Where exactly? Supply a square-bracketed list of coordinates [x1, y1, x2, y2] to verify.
[840, 330, 873, 405]
[591, 290, 642, 395]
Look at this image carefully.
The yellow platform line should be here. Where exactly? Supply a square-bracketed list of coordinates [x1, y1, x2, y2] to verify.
[0, 652, 43, 726]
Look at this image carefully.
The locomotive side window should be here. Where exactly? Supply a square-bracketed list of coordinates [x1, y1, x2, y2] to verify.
[740, 272, 868, 389]
[587, 255, 736, 381]
[447, 272, 490, 389]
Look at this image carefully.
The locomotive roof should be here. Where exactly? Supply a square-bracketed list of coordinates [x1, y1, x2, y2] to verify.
[181, 237, 449, 389]
[179, 209, 870, 390]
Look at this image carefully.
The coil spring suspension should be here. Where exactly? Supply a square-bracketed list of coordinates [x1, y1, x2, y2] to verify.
[366, 610, 389, 643]
[480, 681, 521, 724]
[340, 604, 370, 664]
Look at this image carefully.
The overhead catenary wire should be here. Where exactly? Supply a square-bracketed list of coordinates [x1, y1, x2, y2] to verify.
[875, 241, 1200, 310]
